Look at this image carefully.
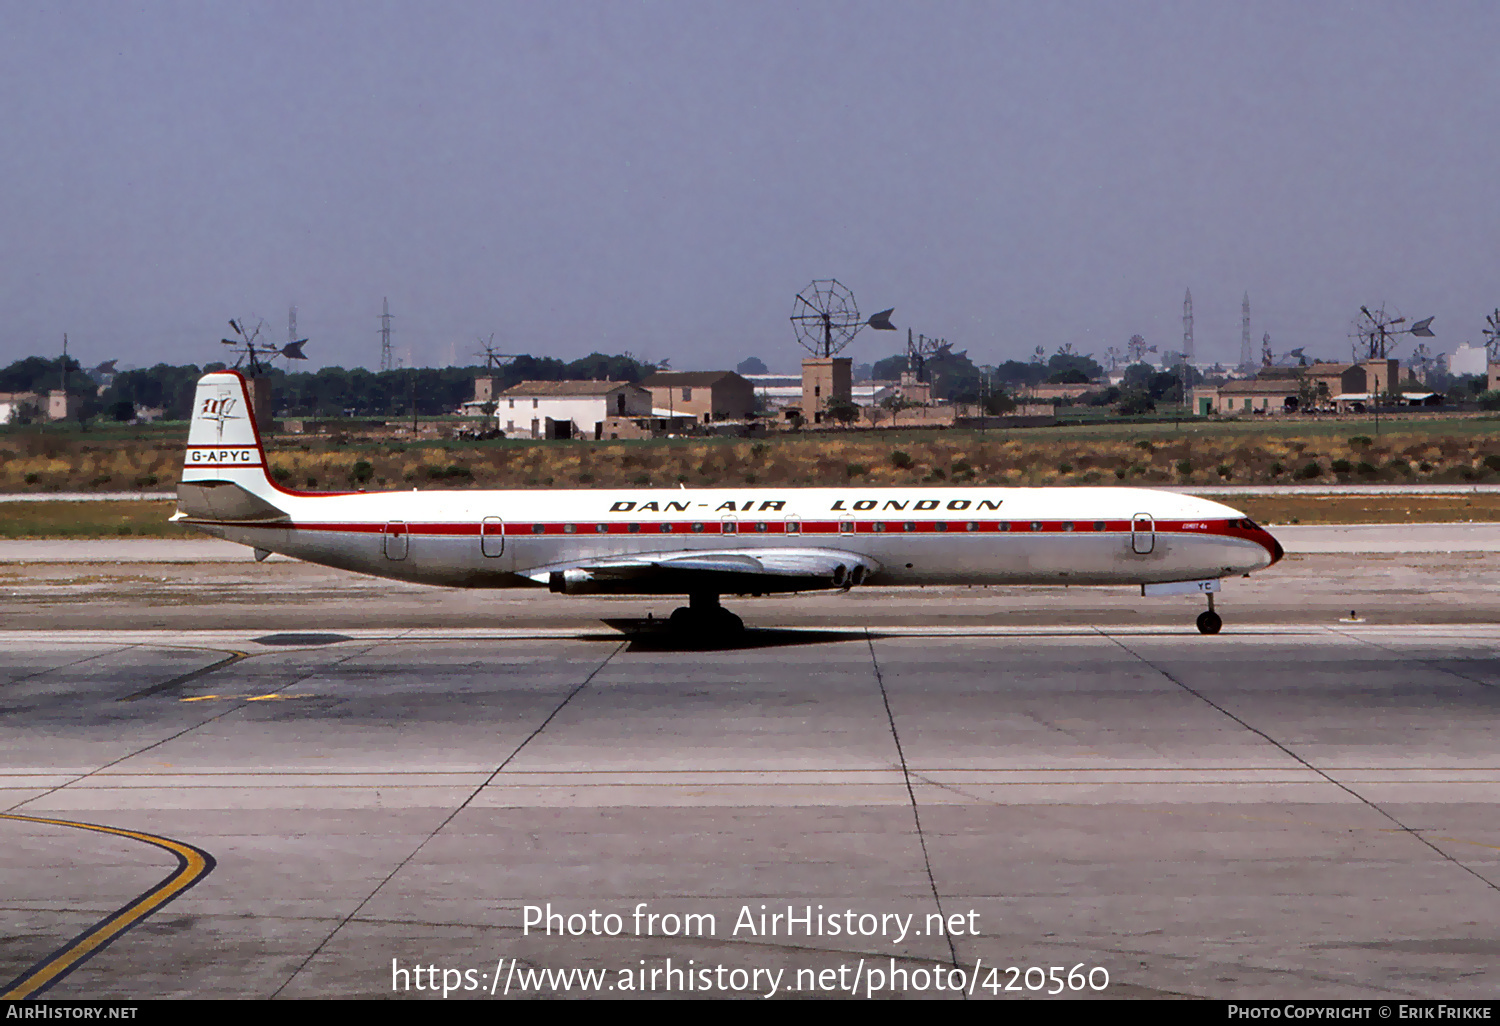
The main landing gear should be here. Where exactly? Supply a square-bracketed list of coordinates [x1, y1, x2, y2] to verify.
[1196, 592, 1222, 635]
[669, 592, 744, 636]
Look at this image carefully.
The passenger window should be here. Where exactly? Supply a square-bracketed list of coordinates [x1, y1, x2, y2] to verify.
[564, 524, 576, 534]
[1094, 521, 1105, 531]
[692, 522, 705, 533]
[596, 524, 608, 533]
[874, 523, 886, 533]
[966, 522, 978, 532]
[935, 522, 948, 532]
[661, 523, 673, 533]
[999, 522, 1010, 532]
[756, 522, 768, 532]
[904, 522, 916, 532]
[1031, 521, 1043, 531]
[531, 523, 545, 534]
[627, 523, 640, 533]
[1063, 522, 1074, 532]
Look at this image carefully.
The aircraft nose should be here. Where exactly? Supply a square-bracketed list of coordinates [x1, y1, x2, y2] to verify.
[1259, 526, 1284, 566]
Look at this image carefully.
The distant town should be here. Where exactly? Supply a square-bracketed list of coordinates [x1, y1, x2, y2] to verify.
[2, 331, 1498, 439]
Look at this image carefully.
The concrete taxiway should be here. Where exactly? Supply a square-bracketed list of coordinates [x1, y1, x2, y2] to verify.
[3, 525, 1499, 999]
[2, 615, 1499, 1000]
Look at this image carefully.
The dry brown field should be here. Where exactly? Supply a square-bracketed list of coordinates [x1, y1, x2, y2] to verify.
[6, 416, 1500, 494]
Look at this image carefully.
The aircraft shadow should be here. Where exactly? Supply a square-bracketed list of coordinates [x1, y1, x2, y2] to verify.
[600, 618, 877, 653]
[252, 633, 355, 647]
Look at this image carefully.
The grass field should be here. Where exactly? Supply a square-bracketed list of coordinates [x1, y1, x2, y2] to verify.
[0, 501, 192, 538]
[3, 492, 1499, 539]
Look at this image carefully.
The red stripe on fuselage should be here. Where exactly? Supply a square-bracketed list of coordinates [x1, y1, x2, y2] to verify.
[213, 516, 1277, 554]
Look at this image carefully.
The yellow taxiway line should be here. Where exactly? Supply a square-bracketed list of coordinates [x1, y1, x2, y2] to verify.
[0, 813, 216, 999]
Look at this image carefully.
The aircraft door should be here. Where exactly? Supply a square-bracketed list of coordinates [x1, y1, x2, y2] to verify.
[784, 514, 801, 537]
[481, 516, 505, 557]
[384, 521, 409, 561]
[1131, 514, 1155, 554]
[721, 514, 738, 536]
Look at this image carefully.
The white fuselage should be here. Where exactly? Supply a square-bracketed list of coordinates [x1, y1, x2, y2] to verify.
[184, 484, 1282, 591]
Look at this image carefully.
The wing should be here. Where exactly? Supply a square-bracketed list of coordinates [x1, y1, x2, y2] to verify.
[525, 547, 881, 595]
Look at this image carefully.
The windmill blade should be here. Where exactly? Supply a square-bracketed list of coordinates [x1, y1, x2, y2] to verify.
[866, 308, 896, 331]
[1409, 316, 1435, 337]
[280, 341, 308, 360]
[229, 320, 243, 336]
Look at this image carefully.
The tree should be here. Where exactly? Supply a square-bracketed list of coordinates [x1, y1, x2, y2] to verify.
[824, 399, 860, 424]
[1121, 362, 1158, 391]
[993, 360, 1048, 386]
[1046, 351, 1103, 381]
[1116, 390, 1155, 416]
[736, 356, 767, 375]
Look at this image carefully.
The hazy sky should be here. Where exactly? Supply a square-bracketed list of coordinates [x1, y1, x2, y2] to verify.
[3, 1, 1497, 373]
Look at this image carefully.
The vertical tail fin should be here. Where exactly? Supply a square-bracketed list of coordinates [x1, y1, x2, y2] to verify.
[180, 371, 277, 498]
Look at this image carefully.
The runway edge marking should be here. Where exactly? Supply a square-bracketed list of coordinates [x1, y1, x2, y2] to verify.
[0, 812, 216, 999]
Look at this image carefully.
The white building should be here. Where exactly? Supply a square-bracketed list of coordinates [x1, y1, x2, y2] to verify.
[1448, 343, 1489, 378]
[0, 392, 40, 425]
[495, 380, 652, 439]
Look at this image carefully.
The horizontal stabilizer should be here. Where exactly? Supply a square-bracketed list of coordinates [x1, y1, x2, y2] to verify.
[176, 481, 290, 523]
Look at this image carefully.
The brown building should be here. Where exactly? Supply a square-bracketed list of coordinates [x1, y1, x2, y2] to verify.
[1299, 359, 1400, 403]
[640, 371, 756, 423]
[800, 357, 853, 424]
[1214, 378, 1301, 414]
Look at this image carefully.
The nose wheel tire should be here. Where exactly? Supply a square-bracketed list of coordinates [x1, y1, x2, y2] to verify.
[1196, 610, 1222, 635]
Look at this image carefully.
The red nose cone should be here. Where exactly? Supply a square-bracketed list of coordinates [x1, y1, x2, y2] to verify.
[1261, 528, 1284, 566]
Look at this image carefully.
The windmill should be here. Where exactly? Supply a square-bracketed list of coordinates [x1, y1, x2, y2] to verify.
[1406, 343, 1436, 381]
[1126, 334, 1157, 365]
[905, 329, 946, 382]
[789, 279, 895, 358]
[221, 318, 308, 376]
[475, 334, 520, 371]
[1350, 304, 1434, 361]
[1482, 309, 1500, 362]
[87, 359, 119, 387]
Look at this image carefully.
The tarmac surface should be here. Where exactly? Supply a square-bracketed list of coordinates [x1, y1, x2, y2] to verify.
[3, 537, 1499, 1000]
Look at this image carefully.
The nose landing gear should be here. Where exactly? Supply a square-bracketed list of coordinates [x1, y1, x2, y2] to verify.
[1196, 592, 1222, 635]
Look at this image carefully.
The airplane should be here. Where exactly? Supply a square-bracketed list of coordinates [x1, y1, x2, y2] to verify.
[174, 371, 1283, 635]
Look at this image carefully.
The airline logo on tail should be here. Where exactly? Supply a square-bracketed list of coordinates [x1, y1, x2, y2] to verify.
[199, 395, 240, 437]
